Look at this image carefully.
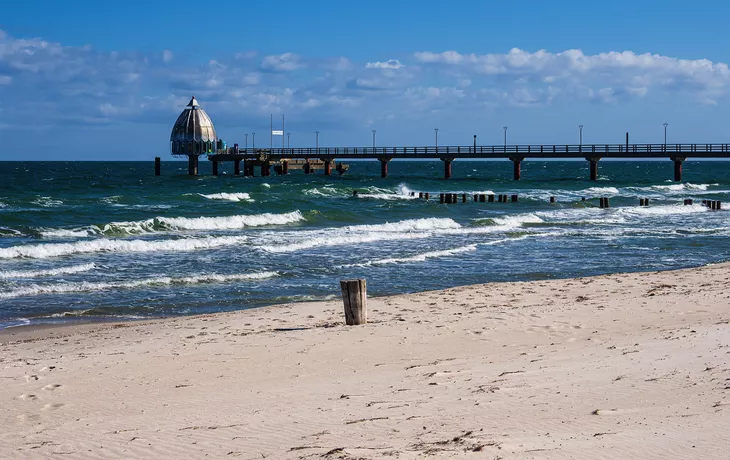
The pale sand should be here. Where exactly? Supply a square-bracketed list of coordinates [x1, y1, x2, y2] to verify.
[1, 264, 729, 459]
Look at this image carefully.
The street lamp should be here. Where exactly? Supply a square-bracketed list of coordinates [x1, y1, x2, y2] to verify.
[663, 122, 668, 146]
[252, 132, 255, 149]
[579, 124, 583, 146]
[372, 129, 376, 150]
[434, 128, 439, 149]
[287, 132, 290, 149]
[315, 131, 319, 150]
[245, 133, 248, 149]
[503, 126, 508, 148]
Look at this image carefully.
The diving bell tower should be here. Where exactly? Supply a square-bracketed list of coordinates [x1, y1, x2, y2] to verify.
[170, 96, 218, 175]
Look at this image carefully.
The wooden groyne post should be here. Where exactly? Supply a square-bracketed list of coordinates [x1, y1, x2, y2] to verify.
[340, 279, 367, 325]
[154, 157, 161, 176]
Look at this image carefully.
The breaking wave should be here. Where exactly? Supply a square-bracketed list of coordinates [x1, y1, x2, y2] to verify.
[0, 271, 279, 299]
[0, 235, 249, 259]
[37, 211, 305, 238]
[0, 263, 97, 279]
[198, 192, 253, 202]
[340, 244, 478, 268]
[258, 218, 461, 253]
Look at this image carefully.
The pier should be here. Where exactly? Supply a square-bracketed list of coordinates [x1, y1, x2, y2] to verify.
[167, 97, 730, 182]
[201, 143, 730, 182]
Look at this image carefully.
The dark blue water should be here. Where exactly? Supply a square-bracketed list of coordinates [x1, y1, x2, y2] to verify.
[0, 160, 728, 328]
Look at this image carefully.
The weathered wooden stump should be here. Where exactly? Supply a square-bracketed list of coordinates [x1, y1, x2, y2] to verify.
[340, 279, 367, 325]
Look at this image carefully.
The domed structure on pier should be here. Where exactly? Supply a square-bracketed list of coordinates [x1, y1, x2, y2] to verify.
[170, 96, 218, 156]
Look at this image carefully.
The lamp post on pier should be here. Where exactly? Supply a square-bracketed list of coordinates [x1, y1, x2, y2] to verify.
[287, 132, 290, 149]
[503, 126, 508, 149]
[434, 128, 439, 149]
[372, 129, 376, 150]
[315, 131, 319, 150]
[579, 124, 583, 146]
[252, 132, 255, 149]
[663, 122, 668, 146]
[245, 133, 248, 149]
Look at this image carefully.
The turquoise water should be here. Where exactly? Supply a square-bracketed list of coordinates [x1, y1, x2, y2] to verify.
[0, 160, 729, 329]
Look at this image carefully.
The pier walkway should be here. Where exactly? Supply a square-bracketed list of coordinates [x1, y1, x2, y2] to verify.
[198, 143, 730, 181]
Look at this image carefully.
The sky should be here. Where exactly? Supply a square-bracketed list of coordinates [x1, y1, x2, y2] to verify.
[3, 0, 730, 160]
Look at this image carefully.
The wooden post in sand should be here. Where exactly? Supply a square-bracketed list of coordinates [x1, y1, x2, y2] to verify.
[340, 279, 367, 325]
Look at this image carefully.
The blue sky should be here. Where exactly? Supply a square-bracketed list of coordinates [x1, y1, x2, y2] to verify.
[2, 0, 730, 160]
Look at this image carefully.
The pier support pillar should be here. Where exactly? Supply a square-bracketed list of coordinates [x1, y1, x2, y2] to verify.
[234, 160, 241, 176]
[441, 157, 454, 179]
[187, 155, 199, 176]
[304, 161, 311, 175]
[262, 162, 271, 177]
[671, 157, 685, 182]
[378, 157, 392, 178]
[212, 160, 219, 176]
[154, 157, 161, 176]
[510, 156, 524, 181]
[324, 160, 332, 176]
[282, 161, 289, 175]
[586, 157, 601, 181]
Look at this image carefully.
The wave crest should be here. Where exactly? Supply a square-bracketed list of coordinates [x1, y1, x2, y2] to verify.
[0, 271, 279, 299]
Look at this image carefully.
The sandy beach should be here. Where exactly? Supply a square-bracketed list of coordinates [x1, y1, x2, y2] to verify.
[1, 264, 729, 459]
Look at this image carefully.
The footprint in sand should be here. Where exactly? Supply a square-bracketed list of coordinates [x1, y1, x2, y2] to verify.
[18, 394, 38, 401]
[42, 384, 62, 391]
[42, 403, 65, 411]
[24, 375, 39, 382]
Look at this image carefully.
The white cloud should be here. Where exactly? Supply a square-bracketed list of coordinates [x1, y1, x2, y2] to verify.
[414, 48, 730, 103]
[365, 59, 404, 70]
[0, 75, 11, 85]
[162, 49, 173, 63]
[260, 53, 303, 72]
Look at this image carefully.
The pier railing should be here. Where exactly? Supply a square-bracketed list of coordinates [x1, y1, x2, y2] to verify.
[209, 143, 730, 159]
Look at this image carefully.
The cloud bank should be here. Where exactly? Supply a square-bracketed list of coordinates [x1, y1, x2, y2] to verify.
[0, 28, 728, 158]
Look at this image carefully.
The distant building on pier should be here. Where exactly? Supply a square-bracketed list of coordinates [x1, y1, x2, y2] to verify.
[170, 96, 217, 174]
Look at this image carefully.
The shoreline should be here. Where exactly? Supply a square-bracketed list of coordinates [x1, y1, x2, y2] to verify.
[2, 260, 726, 343]
[2, 262, 729, 458]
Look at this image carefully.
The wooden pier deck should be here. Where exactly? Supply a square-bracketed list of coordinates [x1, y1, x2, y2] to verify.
[188, 143, 730, 181]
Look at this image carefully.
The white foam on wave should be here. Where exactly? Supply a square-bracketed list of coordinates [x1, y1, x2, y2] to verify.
[159, 211, 304, 230]
[340, 244, 478, 268]
[198, 192, 253, 202]
[0, 271, 279, 299]
[624, 183, 719, 196]
[96, 210, 304, 235]
[489, 214, 544, 228]
[261, 231, 431, 253]
[582, 186, 620, 196]
[258, 218, 460, 253]
[32, 197, 63, 207]
[535, 208, 627, 225]
[0, 235, 248, 259]
[100, 196, 123, 205]
[0, 227, 22, 236]
[614, 203, 710, 218]
[351, 217, 460, 233]
[357, 183, 419, 201]
[303, 186, 341, 197]
[40, 228, 93, 238]
[0, 263, 96, 279]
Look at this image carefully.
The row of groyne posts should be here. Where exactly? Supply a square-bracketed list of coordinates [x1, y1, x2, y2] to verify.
[354, 190, 723, 210]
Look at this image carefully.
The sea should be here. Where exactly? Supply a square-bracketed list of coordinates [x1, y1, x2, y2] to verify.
[1, 160, 728, 329]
